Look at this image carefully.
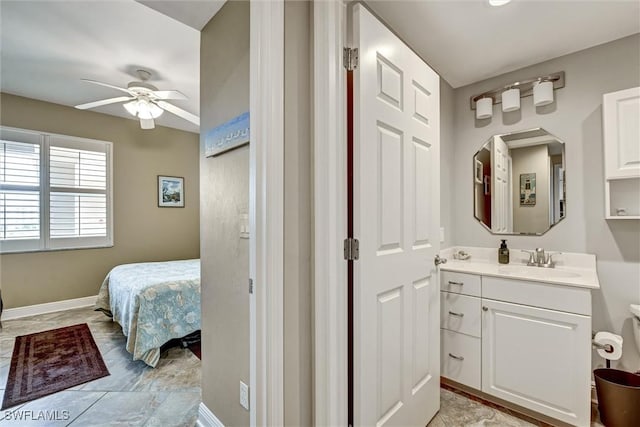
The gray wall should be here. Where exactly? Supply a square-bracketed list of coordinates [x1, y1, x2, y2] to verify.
[199, 2, 250, 425]
[199, 3, 315, 425]
[511, 144, 549, 233]
[440, 79, 455, 248]
[283, 1, 313, 426]
[450, 34, 640, 370]
[0, 94, 200, 309]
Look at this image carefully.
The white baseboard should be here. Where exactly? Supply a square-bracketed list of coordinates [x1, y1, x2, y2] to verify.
[1, 295, 97, 321]
[197, 402, 225, 427]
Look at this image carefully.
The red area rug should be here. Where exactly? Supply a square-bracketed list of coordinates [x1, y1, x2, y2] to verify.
[2, 323, 110, 410]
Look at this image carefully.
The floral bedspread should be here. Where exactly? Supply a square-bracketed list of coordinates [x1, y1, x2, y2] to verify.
[95, 259, 201, 367]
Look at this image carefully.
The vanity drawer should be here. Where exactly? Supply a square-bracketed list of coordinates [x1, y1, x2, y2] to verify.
[482, 276, 592, 315]
[440, 292, 481, 337]
[440, 271, 481, 297]
[441, 329, 481, 389]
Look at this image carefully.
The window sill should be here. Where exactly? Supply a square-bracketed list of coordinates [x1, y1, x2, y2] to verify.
[0, 244, 114, 255]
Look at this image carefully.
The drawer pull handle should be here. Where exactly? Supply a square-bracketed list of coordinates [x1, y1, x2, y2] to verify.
[482, 306, 488, 311]
[448, 353, 464, 361]
[448, 281, 464, 286]
[448, 311, 464, 317]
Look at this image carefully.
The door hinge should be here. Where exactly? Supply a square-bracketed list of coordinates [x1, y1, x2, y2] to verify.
[344, 237, 359, 261]
[343, 47, 359, 71]
[249, 278, 254, 294]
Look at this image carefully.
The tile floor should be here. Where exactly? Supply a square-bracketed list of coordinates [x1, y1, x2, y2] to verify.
[0, 307, 201, 426]
[428, 388, 536, 427]
[1, 307, 603, 427]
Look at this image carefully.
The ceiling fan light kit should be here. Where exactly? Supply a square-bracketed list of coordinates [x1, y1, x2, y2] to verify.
[123, 99, 164, 119]
[74, 69, 198, 130]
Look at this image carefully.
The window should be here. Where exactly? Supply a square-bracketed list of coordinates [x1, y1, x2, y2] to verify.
[0, 127, 112, 253]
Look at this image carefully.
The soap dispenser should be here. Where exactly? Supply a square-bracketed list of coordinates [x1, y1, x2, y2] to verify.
[499, 239, 510, 264]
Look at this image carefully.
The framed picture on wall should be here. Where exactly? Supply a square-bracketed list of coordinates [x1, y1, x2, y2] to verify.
[520, 173, 536, 206]
[158, 175, 185, 208]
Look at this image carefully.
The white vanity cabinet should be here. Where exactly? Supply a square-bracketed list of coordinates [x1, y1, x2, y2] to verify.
[603, 87, 640, 219]
[440, 271, 592, 427]
[440, 271, 482, 390]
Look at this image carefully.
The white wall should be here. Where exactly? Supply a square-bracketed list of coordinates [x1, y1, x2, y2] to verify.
[450, 34, 640, 371]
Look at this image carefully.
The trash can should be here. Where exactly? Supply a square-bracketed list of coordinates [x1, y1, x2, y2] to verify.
[594, 368, 640, 427]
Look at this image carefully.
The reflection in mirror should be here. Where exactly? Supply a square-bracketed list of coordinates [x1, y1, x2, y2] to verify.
[473, 128, 566, 235]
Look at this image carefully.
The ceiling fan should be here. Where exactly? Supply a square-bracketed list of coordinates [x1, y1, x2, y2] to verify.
[74, 69, 199, 130]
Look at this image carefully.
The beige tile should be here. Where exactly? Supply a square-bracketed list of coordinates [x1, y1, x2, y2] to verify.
[0, 338, 15, 359]
[0, 358, 10, 389]
[1, 307, 202, 425]
[75, 358, 149, 392]
[431, 389, 536, 427]
[0, 391, 106, 426]
[68, 392, 169, 426]
[143, 391, 200, 427]
[133, 358, 201, 392]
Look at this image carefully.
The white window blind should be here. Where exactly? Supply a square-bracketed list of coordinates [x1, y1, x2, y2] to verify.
[0, 140, 41, 243]
[0, 127, 112, 253]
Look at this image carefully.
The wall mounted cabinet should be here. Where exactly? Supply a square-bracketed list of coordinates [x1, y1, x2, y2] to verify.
[603, 87, 640, 219]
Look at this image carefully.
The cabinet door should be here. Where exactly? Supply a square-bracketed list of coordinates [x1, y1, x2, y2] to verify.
[482, 299, 591, 427]
[603, 87, 640, 179]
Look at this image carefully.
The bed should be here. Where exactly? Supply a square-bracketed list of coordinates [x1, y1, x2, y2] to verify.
[94, 259, 201, 367]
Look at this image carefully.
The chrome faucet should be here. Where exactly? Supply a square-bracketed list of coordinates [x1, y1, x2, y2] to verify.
[521, 248, 561, 268]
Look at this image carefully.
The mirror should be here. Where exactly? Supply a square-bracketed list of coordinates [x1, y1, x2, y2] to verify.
[473, 128, 566, 235]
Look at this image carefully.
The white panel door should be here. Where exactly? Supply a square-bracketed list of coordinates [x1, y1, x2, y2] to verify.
[491, 136, 509, 233]
[482, 299, 591, 426]
[352, 5, 440, 426]
[603, 87, 640, 178]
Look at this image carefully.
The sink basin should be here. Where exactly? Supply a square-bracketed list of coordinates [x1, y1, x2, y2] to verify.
[497, 265, 581, 280]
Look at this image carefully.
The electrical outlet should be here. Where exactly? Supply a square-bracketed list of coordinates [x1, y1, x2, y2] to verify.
[240, 381, 249, 410]
[440, 227, 445, 243]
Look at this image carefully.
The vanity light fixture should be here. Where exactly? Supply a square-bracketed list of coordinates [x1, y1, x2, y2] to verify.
[476, 97, 493, 119]
[489, 0, 512, 6]
[501, 87, 520, 112]
[470, 71, 565, 118]
[533, 79, 554, 106]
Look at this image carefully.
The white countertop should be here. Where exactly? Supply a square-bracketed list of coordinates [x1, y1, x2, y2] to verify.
[439, 247, 600, 290]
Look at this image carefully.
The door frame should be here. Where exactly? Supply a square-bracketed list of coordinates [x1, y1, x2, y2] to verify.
[313, 0, 349, 425]
[250, 0, 284, 426]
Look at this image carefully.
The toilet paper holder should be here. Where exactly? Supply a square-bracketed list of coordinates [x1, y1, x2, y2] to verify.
[593, 340, 614, 353]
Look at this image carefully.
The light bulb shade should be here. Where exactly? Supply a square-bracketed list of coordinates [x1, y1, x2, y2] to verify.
[533, 80, 554, 106]
[140, 118, 154, 130]
[502, 88, 520, 112]
[123, 101, 138, 116]
[476, 97, 493, 119]
[147, 102, 163, 119]
[123, 99, 163, 119]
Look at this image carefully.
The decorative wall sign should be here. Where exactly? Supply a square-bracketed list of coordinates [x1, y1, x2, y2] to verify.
[520, 173, 536, 206]
[158, 175, 185, 208]
[205, 111, 250, 157]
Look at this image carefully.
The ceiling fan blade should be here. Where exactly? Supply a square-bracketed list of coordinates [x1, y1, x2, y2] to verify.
[75, 96, 134, 110]
[153, 90, 188, 100]
[81, 79, 134, 95]
[156, 101, 200, 126]
[140, 118, 155, 130]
